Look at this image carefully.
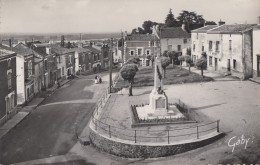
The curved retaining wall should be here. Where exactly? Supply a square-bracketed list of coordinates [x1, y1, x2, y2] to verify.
[89, 127, 225, 158]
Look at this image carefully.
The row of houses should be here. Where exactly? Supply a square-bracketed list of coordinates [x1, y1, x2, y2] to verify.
[191, 22, 260, 79]
[0, 41, 110, 126]
[116, 19, 260, 80]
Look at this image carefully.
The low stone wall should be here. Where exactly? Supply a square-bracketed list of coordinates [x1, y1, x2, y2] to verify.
[89, 127, 224, 158]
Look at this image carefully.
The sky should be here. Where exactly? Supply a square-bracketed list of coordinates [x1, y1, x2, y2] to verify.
[0, 0, 259, 33]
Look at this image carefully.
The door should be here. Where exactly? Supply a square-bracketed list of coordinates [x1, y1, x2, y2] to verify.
[227, 59, 231, 72]
[257, 56, 260, 77]
[215, 58, 218, 71]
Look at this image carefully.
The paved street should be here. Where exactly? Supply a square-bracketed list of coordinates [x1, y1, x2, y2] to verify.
[0, 74, 108, 164]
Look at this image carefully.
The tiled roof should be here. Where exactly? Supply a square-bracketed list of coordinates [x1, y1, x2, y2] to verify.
[70, 47, 91, 53]
[0, 48, 16, 60]
[50, 45, 75, 54]
[208, 24, 256, 34]
[191, 25, 218, 33]
[13, 43, 42, 58]
[125, 34, 155, 41]
[253, 24, 260, 30]
[160, 27, 190, 38]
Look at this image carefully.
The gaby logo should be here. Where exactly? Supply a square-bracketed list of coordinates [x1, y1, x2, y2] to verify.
[227, 134, 254, 152]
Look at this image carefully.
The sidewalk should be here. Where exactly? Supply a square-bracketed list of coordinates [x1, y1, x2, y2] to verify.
[0, 78, 73, 139]
[183, 66, 240, 81]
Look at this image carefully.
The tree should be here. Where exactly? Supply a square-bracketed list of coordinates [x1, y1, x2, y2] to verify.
[160, 56, 171, 78]
[184, 55, 192, 72]
[126, 57, 140, 64]
[178, 56, 185, 70]
[167, 51, 178, 67]
[120, 64, 139, 96]
[165, 8, 177, 27]
[195, 52, 207, 77]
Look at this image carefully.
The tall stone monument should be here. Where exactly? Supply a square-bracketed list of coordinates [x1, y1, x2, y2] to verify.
[149, 56, 170, 115]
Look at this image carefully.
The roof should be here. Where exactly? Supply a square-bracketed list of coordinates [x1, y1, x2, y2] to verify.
[253, 24, 260, 30]
[85, 46, 101, 54]
[125, 34, 155, 41]
[0, 48, 16, 60]
[70, 47, 91, 53]
[207, 24, 256, 34]
[160, 27, 190, 39]
[13, 43, 42, 58]
[50, 45, 75, 55]
[191, 25, 219, 33]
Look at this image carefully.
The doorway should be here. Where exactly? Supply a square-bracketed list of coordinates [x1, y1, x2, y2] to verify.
[227, 59, 231, 72]
[257, 56, 260, 77]
[215, 58, 218, 71]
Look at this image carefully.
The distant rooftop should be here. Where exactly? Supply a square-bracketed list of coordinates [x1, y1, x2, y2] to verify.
[208, 24, 256, 34]
[191, 25, 219, 33]
[125, 34, 155, 41]
[160, 27, 190, 39]
[0, 48, 16, 60]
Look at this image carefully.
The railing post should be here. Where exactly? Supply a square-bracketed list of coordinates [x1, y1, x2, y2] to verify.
[168, 130, 170, 144]
[197, 126, 199, 139]
[109, 125, 111, 138]
[135, 130, 137, 143]
[217, 120, 220, 133]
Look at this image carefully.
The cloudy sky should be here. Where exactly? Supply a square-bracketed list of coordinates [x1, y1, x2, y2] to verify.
[0, 0, 259, 33]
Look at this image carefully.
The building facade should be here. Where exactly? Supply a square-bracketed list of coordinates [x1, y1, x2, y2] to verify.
[207, 24, 255, 79]
[0, 49, 17, 126]
[160, 27, 191, 55]
[123, 34, 160, 67]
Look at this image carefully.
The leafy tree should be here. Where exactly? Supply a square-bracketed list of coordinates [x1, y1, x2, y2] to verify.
[195, 52, 207, 77]
[160, 56, 171, 78]
[165, 8, 177, 27]
[178, 56, 185, 70]
[184, 55, 192, 72]
[120, 64, 139, 96]
[126, 57, 140, 64]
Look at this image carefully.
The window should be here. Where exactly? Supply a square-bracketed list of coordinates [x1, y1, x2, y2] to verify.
[209, 56, 212, 66]
[130, 50, 134, 56]
[146, 49, 150, 55]
[209, 41, 213, 51]
[69, 55, 72, 64]
[233, 59, 236, 69]
[7, 59, 11, 68]
[168, 45, 172, 51]
[178, 45, 181, 51]
[7, 70, 12, 89]
[184, 39, 187, 44]
[28, 60, 32, 76]
[137, 48, 142, 55]
[202, 42, 204, 52]
[229, 40, 232, 51]
[216, 41, 220, 52]
[44, 59, 47, 70]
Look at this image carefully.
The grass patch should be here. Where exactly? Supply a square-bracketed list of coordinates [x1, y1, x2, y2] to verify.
[115, 65, 213, 88]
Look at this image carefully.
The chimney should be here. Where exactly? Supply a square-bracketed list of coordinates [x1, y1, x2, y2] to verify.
[218, 19, 225, 26]
[9, 39, 12, 48]
[46, 47, 50, 55]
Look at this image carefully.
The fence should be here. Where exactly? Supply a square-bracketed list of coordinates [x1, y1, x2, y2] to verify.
[91, 93, 220, 144]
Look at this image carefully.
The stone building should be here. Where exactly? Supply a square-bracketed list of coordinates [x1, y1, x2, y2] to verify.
[191, 25, 218, 62]
[207, 24, 255, 79]
[160, 26, 191, 54]
[0, 49, 17, 126]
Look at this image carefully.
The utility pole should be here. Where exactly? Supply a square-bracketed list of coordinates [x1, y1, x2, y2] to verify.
[109, 38, 113, 93]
